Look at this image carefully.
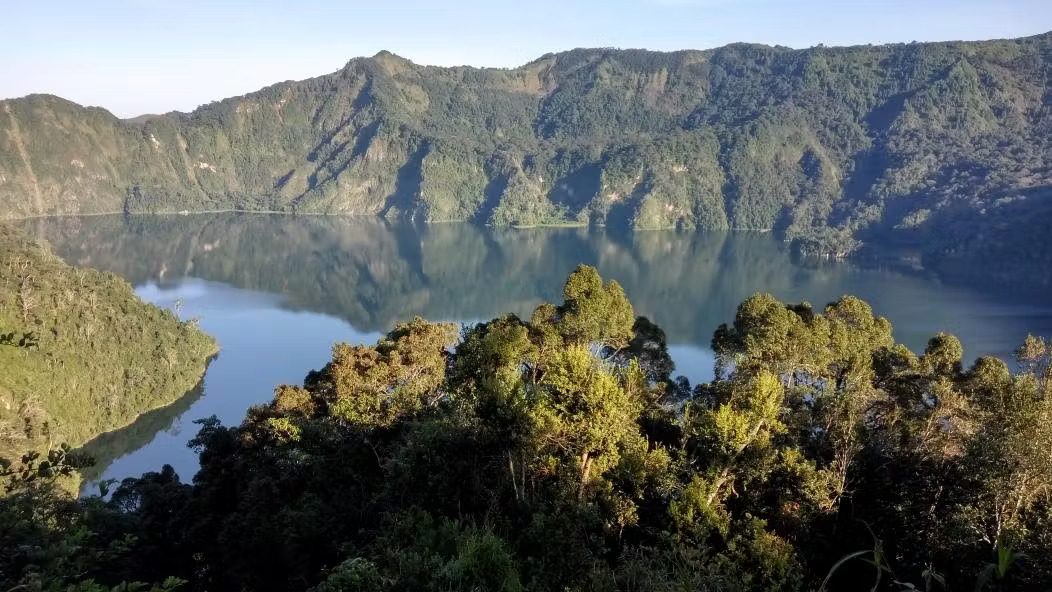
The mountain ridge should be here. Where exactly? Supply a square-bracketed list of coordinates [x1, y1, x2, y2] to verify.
[1, 32, 1051, 267]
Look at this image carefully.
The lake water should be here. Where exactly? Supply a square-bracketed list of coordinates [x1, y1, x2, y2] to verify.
[16, 213, 1052, 493]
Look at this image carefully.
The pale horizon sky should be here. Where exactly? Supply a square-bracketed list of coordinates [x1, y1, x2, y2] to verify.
[3, 0, 1051, 118]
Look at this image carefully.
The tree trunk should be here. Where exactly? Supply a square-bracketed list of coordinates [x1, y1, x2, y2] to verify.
[578, 451, 594, 502]
[508, 450, 520, 501]
[705, 468, 732, 507]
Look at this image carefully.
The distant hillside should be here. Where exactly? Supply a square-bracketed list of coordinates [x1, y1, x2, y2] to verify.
[122, 113, 165, 125]
[0, 224, 217, 462]
[1, 33, 1050, 265]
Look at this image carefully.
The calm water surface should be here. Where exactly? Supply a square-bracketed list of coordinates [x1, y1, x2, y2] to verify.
[17, 213, 1052, 493]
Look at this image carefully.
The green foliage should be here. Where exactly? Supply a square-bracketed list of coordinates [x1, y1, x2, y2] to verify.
[315, 317, 458, 428]
[445, 530, 522, 592]
[0, 448, 187, 591]
[417, 143, 489, 221]
[532, 344, 642, 499]
[0, 225, 216, 466]
[2, 266, 1052, 591]
[551, 264, 636, 349]
[311, 558, 387, 592]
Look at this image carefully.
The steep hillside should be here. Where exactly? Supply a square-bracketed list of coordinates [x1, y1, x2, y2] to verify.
[0, 224, 217, 462]
[1, 33, 1050, 263]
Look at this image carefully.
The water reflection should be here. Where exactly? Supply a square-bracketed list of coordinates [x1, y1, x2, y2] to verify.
[24, 213, 1052, 354]
[17, 213, 1052, 489]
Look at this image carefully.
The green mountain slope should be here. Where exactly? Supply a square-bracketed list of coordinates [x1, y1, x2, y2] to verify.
[0, 225, 217, 462]
[1, 34, 1050, 262]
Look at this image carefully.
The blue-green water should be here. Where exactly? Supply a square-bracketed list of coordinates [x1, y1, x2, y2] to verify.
[17, 213, 1052, 493]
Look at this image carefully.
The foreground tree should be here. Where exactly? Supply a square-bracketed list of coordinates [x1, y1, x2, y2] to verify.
[2, 266, 1050, 591]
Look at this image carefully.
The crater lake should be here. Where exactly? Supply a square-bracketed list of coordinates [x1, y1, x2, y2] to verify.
[17, 213, 1052, 494]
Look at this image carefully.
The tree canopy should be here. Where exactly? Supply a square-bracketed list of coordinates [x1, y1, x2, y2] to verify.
[2, 266, 1051, 591]
[0, 224, 216, 472]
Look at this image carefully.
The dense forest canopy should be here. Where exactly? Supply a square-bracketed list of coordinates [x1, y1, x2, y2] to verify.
[4, 266, 1050, 591]
[0, 225, 216, 470]
[1, 32, 1051, 266]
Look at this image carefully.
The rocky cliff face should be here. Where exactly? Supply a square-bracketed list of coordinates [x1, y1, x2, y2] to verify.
[1, 34, 1051, 261]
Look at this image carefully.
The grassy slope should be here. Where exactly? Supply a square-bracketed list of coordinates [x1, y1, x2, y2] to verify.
[0, 224, 217, 462]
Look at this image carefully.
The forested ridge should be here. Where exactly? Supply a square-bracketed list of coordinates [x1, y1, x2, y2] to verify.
[2, 32, 1051, 265]
[4, 266, 1051, 591]
[0, 225, 217, 469]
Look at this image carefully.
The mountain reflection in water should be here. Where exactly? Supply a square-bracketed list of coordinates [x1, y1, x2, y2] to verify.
[18, 213, 1052, 492]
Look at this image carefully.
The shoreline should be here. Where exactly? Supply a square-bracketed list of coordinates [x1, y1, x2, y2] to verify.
[72, 346, 220, 448]
[3, 208, 776, 233]
[69, 347, 219, 496]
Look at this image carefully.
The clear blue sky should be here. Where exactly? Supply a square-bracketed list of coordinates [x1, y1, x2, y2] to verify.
[3, 0, 1050, 118]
